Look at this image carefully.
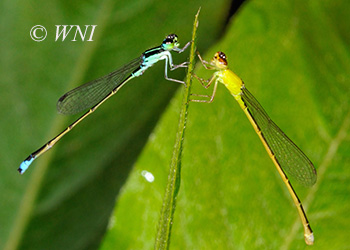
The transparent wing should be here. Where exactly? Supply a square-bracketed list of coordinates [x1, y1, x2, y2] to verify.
[57, 56, 142, 115]
[241, 86, 317, 186]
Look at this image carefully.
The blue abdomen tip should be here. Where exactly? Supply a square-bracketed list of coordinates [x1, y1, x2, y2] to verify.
[18, 157, 34, 174]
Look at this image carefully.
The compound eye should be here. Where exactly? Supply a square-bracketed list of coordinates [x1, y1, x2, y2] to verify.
[165, 34, 178, 44]
[217, 51, 227, 65]
[218, 52, 226, 60]
[212, 51, 228, 67]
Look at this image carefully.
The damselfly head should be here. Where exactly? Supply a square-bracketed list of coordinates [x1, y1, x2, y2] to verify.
[212, 51, 228, 69]
[162, 34, 180, 50]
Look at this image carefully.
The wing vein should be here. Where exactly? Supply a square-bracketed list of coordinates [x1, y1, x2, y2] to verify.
[241, 86, 317, 186]
[57, 56, 143, 115]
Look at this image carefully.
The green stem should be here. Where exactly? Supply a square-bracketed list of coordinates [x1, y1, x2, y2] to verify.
[154, 8, 200, 250]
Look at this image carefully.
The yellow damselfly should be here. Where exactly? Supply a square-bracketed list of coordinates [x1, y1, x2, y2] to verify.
[192, 51, 317, 245]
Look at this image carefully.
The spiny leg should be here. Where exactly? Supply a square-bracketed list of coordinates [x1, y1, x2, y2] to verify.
[196, 51, 215, 70]
[190, 76, 219, 103]
[164, 55, 187, 86]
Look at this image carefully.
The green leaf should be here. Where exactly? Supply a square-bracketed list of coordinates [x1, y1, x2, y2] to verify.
[104, 0, 350, 249]
[2, 1, 230, 250]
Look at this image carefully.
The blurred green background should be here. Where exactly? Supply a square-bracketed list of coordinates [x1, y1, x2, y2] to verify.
[1, 0, 349, 249]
